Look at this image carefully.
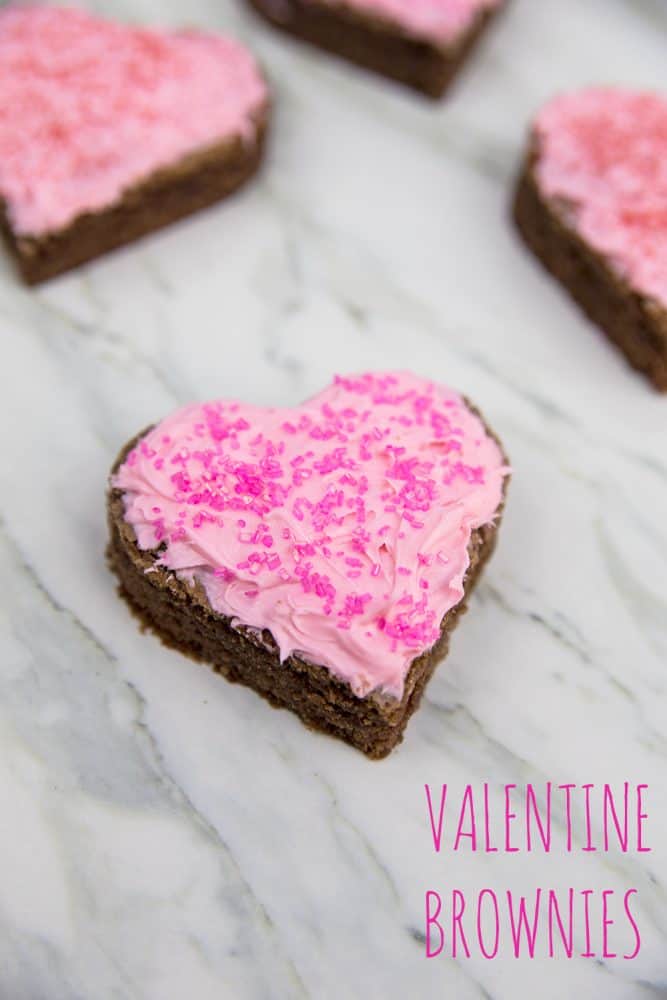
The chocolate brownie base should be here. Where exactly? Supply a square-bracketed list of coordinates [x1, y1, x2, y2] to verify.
[246, 0, 502, 98]
[513, 153, 667, 392]
[1, 110, 268, 286]
[107, 428, 506, 758]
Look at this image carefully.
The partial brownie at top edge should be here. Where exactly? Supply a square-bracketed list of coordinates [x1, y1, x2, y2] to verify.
[0, 6, 270, 284]
[513, 88, 667, 393]
[106, 374, 510, 758]
[245, 0, 505, 98]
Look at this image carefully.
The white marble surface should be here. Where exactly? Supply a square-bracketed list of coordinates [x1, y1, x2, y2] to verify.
[1, 0, 667, 997]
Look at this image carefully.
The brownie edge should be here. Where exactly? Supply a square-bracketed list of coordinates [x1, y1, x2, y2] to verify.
[513, 150, 667, 392]
[1, 107, 269, 286]
[245, 0, 503, 98]
[107, 419, 507, 759]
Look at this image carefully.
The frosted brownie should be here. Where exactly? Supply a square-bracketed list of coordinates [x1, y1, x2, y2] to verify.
[0, 6, 269, 284]
[108, 372, 510, 757]
[514, 88, 667, 391]
[246, 0, 505, 97]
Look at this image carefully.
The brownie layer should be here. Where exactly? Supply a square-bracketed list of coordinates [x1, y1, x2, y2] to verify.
[246, 0, 502, 98]
[1, 109, 268, 285]
[107, 427, 506, 758]
[513, 152, 667, 393]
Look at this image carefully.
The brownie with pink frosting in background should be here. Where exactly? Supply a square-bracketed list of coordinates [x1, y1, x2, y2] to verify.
[107, 372, 510, 758]
[245, 0, 506, 98]
[514, 88, 667, 392]
[0, 7, 269, 284]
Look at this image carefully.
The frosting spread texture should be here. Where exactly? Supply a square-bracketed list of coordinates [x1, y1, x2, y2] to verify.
[320, 0, 500, 44]
[534, 87, 667, 307]
[114, 373, 508, 699]
[0, 6, 267, 236]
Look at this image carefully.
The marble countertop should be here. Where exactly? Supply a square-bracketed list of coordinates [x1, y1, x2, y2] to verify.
[1, 0, 666, 997]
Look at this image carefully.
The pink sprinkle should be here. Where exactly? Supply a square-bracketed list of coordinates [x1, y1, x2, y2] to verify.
[214, 567, 235, 582]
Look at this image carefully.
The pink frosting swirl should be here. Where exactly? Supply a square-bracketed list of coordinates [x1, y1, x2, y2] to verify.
[315, 0, 500, 44]
[113, 373, 509, 699]
[0, 6, 267, 236]
[534, 87, 667, 307]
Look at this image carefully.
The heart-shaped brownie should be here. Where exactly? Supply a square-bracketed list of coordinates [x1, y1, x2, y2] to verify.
[299, 0, 502, 45]
[246, 0, 505, 99]
[0, 6, 268, 282]
[514, 87, 667, 391]
[533, 88, 667, 307]
[109, 373, 509, 755]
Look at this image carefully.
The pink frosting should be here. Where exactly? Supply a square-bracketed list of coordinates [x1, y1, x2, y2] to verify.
[0, 6, 267, 236]
[113, 373, 509, 699]
[534, 88, 667, 307]
[319, 0, 500, 44]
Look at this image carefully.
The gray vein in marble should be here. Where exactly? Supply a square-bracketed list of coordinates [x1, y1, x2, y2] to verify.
[596, 520, 667, 663]
[33, 296, 191, 405]
[0, 521, 309, 999]
[481, 582, 594, 666]
[478, 581, 667, 746]
[318, 775, 400, 905]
